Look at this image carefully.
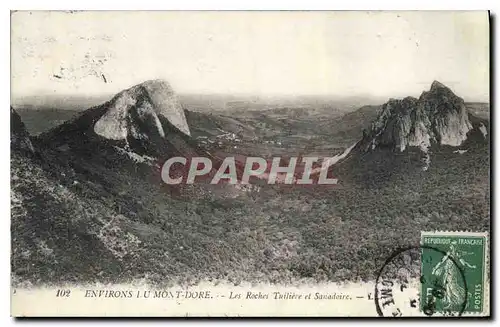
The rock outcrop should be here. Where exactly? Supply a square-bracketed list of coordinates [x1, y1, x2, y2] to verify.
[40, 79, 197, 159]
[94, 80, 190, 140]
[361, 81, 472, 152]
[94, 79, 191, 140]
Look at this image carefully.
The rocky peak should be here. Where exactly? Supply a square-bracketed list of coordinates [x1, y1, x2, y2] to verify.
[430, 80, 447, 91]
[94, 79, 191, 141]
[39, 79, 198, 161]
[361, 81, 472, 152]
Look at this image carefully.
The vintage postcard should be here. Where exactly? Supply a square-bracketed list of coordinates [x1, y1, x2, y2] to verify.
[10, 11, 490, 317]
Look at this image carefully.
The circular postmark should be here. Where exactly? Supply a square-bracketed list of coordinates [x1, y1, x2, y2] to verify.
[374, 246, 468, 317]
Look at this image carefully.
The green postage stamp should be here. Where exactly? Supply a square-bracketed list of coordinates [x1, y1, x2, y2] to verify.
[420, 231, 489, 316]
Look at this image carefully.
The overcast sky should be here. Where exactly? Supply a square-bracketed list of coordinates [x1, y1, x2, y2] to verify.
[11, 11, 489, 102]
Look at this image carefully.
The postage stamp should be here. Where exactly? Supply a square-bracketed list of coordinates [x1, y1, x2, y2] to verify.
[420, 231, 489, 316]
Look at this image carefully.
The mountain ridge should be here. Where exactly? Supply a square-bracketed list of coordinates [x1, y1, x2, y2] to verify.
[38, 80, 200, 160]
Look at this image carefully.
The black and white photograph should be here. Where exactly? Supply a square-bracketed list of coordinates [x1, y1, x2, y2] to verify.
[9, 10, 490, 317]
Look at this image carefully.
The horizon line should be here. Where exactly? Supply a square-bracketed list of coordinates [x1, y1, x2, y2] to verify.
[10, 91, 490, 105]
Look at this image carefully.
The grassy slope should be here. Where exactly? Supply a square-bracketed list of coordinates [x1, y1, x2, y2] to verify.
[284, 141, 490, 280]
[12, 145, 321, 286]
[11, 131, 490, 287]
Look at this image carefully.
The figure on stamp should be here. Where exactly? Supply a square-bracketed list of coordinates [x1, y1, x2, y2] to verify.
[431, 241, 476, 309]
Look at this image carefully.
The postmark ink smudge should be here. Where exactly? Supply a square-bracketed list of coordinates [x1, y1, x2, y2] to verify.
[374, 245, 467, 317]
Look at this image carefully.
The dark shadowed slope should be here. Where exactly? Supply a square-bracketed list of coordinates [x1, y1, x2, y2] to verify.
[11, 105, 286, 286]
[11, 107, 35, 153]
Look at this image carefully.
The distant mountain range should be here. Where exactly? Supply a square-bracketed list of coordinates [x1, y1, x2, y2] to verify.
[13, 79, 490, 187]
